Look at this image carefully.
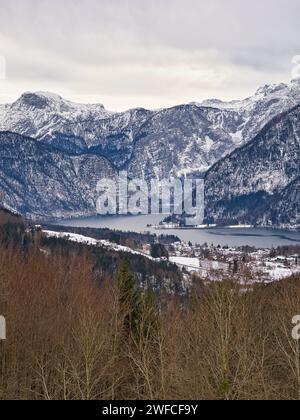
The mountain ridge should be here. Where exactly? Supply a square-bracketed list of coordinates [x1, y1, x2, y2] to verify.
[2, 80, 300, 177]
[0, 80, 300, 226]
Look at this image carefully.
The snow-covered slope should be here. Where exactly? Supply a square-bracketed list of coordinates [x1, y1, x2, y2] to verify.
[200, 78, 300, 146]
[0, 91, 112, 139]
[1, 80, 300, 177]
[127, 104, 244, 179]
[0, 131, 116, 219]
[43, 230, 155, 259]
[0, 92, 153, 168]
[205, 105, 300, 228]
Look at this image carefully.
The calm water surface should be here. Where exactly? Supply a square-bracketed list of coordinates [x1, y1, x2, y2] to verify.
[56, 214, 300, 248]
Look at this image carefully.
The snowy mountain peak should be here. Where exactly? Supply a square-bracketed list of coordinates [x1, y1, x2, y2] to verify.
[12, 91, 107, 113]
[254, 83, 288, 97]
[200, 79, 300, 110]
[0, 91, 113, 140]
[13, 91, 64, 110]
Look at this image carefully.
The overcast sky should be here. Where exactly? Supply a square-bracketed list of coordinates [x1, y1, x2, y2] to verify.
[0, 0, 300, 110]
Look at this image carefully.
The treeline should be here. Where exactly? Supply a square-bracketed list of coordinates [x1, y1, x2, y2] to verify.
[0, 212, 185, 296]
[42, 224, 180, 249]
[41, 236, 183, 295]
[1, 241, 300, 399]
[270, 245, 300, 257]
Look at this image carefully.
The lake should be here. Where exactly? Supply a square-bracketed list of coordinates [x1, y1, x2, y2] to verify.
[56, 214, 300, 248]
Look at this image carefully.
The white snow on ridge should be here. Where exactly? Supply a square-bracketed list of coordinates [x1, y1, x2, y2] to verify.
[1, 203, 20, 216]
[0, 91, 114, 142]
[43, 230, 98, 246]
[42, 230, 154, 260]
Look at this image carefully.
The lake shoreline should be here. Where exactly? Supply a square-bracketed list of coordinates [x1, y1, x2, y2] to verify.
[52, 214, 300, 248]
[46, 214, 300, 233]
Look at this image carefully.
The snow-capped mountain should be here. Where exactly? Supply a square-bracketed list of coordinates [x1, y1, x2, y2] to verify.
[127, 104, 244, 179]
[200, 78, 300, 145]
[127, 78, 300, 179]
[0, 92, 155, 168]
[0, 91, 112, 139]
[0, 80, 300, 224]
[205, 105, 300, 228]
[1, 79, 300, 178]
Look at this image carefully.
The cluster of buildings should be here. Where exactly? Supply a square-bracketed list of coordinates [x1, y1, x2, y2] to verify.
[161, 241, 300, 284]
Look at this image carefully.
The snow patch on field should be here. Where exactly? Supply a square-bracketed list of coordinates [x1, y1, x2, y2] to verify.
[263, 262, 300, 281]
[170, 257, 200, 271]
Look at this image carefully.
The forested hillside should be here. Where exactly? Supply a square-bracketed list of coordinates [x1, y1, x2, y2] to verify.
[1, 209, 300, 400]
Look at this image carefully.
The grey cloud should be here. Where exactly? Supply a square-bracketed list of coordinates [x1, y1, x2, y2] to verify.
[0, 0, 299, 110]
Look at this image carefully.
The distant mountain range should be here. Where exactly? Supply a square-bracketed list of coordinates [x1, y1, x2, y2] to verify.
[0, 80, 299, 227]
